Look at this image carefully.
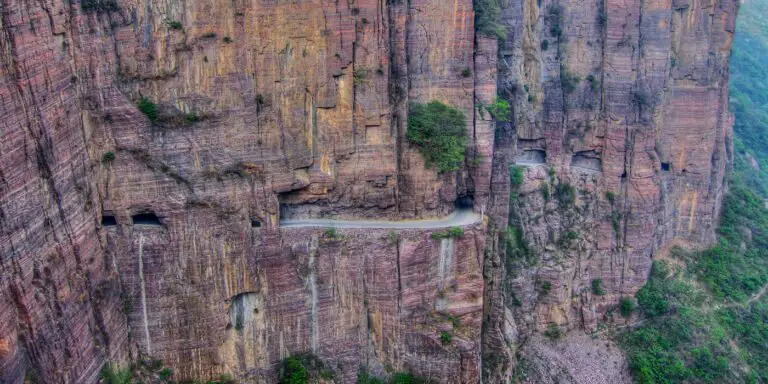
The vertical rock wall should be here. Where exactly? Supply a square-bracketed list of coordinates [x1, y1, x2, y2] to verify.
[0, 0, 737, 383]
[483, 0, 738, 382]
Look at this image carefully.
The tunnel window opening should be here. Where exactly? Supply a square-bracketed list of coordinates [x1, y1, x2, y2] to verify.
[455, 195, 474, 209]
[621, 171, 628, 179]
[661, 162, 671, 171]
[132, 213, 162, 225]
[101, 215, 117, 226]
[251, 219, 262, 228]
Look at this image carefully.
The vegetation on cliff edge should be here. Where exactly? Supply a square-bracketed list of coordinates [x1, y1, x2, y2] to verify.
[407, 101, 467, 172]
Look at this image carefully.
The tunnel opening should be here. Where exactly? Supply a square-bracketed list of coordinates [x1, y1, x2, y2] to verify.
[251, 219, 262, 228]
[661, 162, 671, 171]
[101, 215, 117, 226]
[571, 152, 603, 172]
[132, 212, 162, 226]
[455, 195, 474, 209]
[515, 149, 547, 165]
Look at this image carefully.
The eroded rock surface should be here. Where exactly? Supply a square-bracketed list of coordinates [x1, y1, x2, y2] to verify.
[0, 0, 737, 383]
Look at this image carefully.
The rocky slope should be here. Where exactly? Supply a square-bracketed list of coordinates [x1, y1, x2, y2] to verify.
[0, 0, 738, 383]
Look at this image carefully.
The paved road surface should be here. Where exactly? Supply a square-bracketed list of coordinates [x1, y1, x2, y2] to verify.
[514, 161, 546, 168]
[280, 209, 481, 229]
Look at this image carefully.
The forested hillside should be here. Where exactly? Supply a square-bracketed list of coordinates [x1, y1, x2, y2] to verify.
[731, 0, 768, 196]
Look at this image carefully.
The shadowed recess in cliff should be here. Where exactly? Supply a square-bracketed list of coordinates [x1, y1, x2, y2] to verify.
[226, 292, 263, 332]
[131, 213, 162, 226]
[101, 215, 117, 226]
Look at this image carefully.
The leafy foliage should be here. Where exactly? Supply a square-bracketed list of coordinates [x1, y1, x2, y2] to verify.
[591, 279, 605, 295]
[102, 151, 116, 163]
[619, 297, 635, 318]
[81, 0, 118, 12]
[166, 20, 183, 30]
[554, 183, 575, 207]
[407, 101, 468, 172]
[279, 354, 334, 384]
[543, 324, 563, 340]
[730, 0, 768, 197]
[509, 166, 524, 188]
[431, 227, 465, 240]
[100, 363, 132, 384]
[485, 98, 511, 122]
[440, 331, 453, 345]
[473, 0, 506, 40]
[137, 97, 158, 121]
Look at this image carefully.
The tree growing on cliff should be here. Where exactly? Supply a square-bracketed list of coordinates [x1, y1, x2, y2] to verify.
[474, 0, 506, 40]
[407, 101, 467, 172]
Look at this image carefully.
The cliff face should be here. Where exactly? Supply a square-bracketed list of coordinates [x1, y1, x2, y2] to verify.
[0, 0, 737, 383]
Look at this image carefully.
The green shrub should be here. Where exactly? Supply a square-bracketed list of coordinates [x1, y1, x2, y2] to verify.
[166, 20, 183, 30]
[591, 279, 605, 295]
[431, 227, 464, 240]
[325, 227, 340, 239]
[353, 68, 369, 85]
[185, 112, 199, 123]
[223, 36, 233, 44]
[474, 0, 506, 40]
[461, 67, 472, 78]
[357, 371, 385, 384]
[81, 0, 118, 12]
[440, 331, 453, 345]
[509, 166, 524, 188]
[388, 230, 399, 245]
[611, 210, 622, 233]
[605, 191, 615, 204]
[505, 226, 537, 267]
[560, 65, 581, 95]
[137, 97, 158, 121]
[100, 363, 132, 384]
[555, 183, 576, 207]
[586, 74, 600, 91]
[547, 4, 564, 38]
[541, 184, 550, 201]
[102, 151, 115, 163]
[543, 324, 563, 340]
[541, 281, 552, 295]
[540, 39, 549, 51]
[280, 356, 308, 384]
[486, 98, 511, 122]
[619, 297, 635, 317]
[407, 101, 467, 172]
[159, 367, 173, 381]
[391, 372, 427, 384]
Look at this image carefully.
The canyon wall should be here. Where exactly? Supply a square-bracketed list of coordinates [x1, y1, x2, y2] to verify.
[0, 0, 737, 383]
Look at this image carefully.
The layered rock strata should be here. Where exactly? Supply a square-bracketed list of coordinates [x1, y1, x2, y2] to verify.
[0, 0, 737, 383]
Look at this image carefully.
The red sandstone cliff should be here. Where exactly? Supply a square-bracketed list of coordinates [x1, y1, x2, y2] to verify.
[0, 0, 737, 383]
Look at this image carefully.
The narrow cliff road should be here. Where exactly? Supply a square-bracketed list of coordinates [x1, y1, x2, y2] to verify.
[280, 209, 482, 229]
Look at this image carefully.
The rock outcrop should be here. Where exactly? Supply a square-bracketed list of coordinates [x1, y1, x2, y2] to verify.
[0, 0, 737, 383]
